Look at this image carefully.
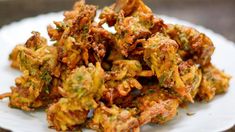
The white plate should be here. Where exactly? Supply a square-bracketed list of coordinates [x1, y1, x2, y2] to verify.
[0, 12, 235, 132]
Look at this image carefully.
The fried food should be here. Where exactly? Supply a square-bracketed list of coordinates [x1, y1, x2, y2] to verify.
[0, 0, 231, 131]
[166, 24, 215, 66]
[47, 63, 105, 131]
[4, 32, 61, 111]
[87, 103, 139, 132]
[137, 85, 179, 125]
[196, 64, 231, 101]
[100, 0, 164, 56]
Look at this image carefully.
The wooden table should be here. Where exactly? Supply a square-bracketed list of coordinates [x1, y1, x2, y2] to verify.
[0, 0, 234, 131]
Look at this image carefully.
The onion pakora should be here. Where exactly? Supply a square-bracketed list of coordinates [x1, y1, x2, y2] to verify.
[0, 0, 231, 131]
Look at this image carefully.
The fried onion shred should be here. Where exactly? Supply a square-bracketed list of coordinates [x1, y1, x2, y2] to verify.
[0, 0, 231, 131]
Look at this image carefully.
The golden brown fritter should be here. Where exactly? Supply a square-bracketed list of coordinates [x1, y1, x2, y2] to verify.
[87, 103, 139, 132]
[5, 32, 61, 111]
[144, 33, 203, 102]
[178, 60, 202, 101]
[143, 33, 188, 99]
[0, 0, 231, 131]
[9, 45, 22, 69]
[136, 85, 179, 125]
[47, 63, 105, 131]
[100, 0, 165, 57]
[48, 0, 106, 69]
[197, 64, 231, 101]
[166, 24, 215, 66]
[103, 60, 143, 105]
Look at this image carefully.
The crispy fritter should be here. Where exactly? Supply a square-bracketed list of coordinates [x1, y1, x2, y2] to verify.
[0, 0, 231, 131]
[143, 33, 187, 100]
[178, 60, 202, 101]
[137, 85, 179, 125]
[144, 33, 203, 102]
[100, 0, 165, 56]
[197, 64, 231, 101]
[87, 103, 139, 132]
[166, 24, 215, 66]
[103, 60, 143, 105]
[6, 32, 60, 111]
[48, 0, 109, 68]
[47, 63, 105, 131]
[9, 45, 22, 69]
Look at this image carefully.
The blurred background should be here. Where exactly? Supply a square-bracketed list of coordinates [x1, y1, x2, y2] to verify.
[0, 0, 234, 42]
[0, 0, 234, 131]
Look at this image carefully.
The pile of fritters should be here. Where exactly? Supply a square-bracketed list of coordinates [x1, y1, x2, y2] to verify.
[0, 0, 231, 131]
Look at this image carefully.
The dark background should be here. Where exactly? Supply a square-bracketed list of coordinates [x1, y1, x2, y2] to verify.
[0, 0, 234, 131]
[0, 0, 235, 42]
